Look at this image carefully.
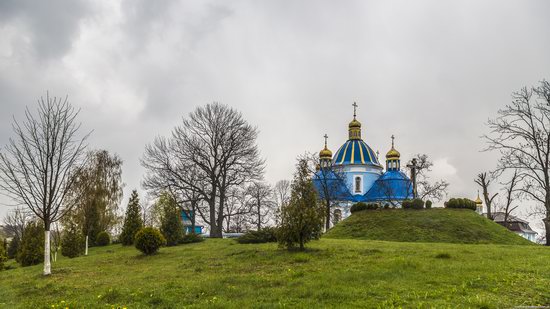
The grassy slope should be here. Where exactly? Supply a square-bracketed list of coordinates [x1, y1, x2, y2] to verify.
[1, 239, 549, 308]
[324, 208, 533, 245]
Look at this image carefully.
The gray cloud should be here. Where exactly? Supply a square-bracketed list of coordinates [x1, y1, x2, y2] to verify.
[1, 0, 550, 234]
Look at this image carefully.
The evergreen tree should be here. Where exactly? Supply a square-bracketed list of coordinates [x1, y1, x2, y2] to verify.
[0, 238, 6, 270]
[278, 158, 324, 250]
[7, 236, 19, 259]
[120, 190, 143, 246]
[61, 221, 85, 258]
[17, 222, 45, 266]
[159, 192, 184, 246]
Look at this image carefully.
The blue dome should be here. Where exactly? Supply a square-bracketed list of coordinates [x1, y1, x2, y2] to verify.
[333, 139, 381, 166]
[364, 170, 413, 202]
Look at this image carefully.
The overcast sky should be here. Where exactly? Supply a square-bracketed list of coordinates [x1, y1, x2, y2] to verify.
[1, 0, 549, 233]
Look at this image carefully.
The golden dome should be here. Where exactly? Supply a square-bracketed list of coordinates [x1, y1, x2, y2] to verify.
[386, 148, 400, 159]
[475, 192, 483, 205]
[385, 135, 400, 159]
[320, 146, 332, 159]
[320, 134, 332, 160]
[349, 118, 361, 129]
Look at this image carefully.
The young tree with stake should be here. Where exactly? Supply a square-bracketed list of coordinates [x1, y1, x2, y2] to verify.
[0, 94, 89, 275]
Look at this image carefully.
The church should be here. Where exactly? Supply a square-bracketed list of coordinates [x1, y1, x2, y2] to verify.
[313, 103, 413, 225]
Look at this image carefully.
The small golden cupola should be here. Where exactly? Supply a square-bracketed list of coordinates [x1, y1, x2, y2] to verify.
[386, 135, 401, 171]
[474, 191, 483, 214]
[348, 102, 362, 140]
[319, 134, 333, 168]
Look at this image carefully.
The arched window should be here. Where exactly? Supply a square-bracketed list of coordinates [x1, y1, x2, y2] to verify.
[333, 209, 342, 224]
[355, 176, 361, 193]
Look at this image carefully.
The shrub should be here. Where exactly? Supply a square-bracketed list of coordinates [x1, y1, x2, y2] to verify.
[350, 202, 368, 213]
[411, 199, 424, 209]
[95, 231, 111, 246]
[134, 227, 166, 255]
[444, 198, 476, 211]
[120, 190, 144, 246]
[403, 199, 424, 209]
[61, 223, 85, 258]
[180, 233, 204, 244]
[7, 237, 19, 259]
[425, 200, 433, 209]
[17, 222, 44, 266]
[158, 192, 184, 246]
[0, 239, 6, 270]
[384, 203, 390, 209]
[237, 227, 278, 244]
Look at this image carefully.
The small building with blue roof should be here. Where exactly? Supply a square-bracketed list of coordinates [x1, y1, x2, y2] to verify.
[313, 103, 413, 226]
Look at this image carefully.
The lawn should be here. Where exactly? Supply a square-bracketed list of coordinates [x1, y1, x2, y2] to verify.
[0, 238, 549, 308]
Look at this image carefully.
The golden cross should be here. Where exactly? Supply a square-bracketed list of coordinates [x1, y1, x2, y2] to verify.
[391, 134, 395, 148]
[352, 102, 358, 119]
[323, 134, 328, 147]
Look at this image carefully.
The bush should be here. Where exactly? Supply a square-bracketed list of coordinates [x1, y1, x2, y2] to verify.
[444, 198, 476, 211]
[134, 227, 166, 255]
[402, 199, 424, 209]
[61, 223, 85, 258]
[95, 231, 111, 246]
[350, 202, 368, 213]
[425, 200, 433, 209]
[7, 237, 19, 259]
[237, 227, 278, 244]
[0, 239, 6, 270]
[384, 203, 390, 209]
[17, 222, 44, 266]
[180, 233, 204, 244]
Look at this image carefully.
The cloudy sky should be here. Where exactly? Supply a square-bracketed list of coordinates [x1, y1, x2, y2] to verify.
[1, 0, 549, 232]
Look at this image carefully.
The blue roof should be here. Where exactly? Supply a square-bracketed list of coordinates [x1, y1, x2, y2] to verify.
[364, 170, 413, 202]
[333, 139, 381, 166]
[313, 169, 353, 201]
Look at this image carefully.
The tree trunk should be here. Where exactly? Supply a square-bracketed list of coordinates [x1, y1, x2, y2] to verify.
[44, 230, 51, 276]
[257, 202, 261, 230]
[544, 216, 550, 246]
[325, 199, 330, 232]
[85, 235, 89, 256]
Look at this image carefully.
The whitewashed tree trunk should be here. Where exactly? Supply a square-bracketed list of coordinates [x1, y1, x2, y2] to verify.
[44, 230, 51, 275]
[85, 235, 88, 256]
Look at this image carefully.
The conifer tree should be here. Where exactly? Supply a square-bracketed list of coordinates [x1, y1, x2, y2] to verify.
[61, 221, 85, 258]
[159, 192, 184, 246]
[17, 222, 45, 266]
[120, 190, 143, 246]
[278, 158, 324, 250]
[0, 239, 6, 270]
[7, 236, 19, 259]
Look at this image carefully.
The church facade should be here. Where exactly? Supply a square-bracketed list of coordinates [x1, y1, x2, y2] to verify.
[313, 104, 413, 225]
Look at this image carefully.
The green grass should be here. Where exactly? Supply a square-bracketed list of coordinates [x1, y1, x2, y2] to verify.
[0, 238, 549, 308]
[325, 208, 533, 245]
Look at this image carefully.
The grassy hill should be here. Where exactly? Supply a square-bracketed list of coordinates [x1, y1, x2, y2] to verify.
[0, 238, 549, 308]
[324, 208, 533, 245]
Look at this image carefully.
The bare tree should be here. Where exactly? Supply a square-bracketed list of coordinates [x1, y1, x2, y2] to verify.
[498, 170, 521, 226]
[0, 94, 89, 275]
[406, 154, 449, 202]
[223, 188, 251, 233]
[484, 80, 550, 245]
[142, 103, 264, 237]
[245, 181, 275, 230]
[475, 172, 498, 219]
[273, 179, 290, 224]
[2, 206, 33, 240]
